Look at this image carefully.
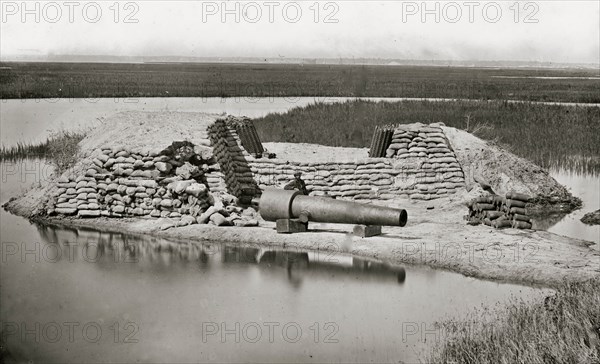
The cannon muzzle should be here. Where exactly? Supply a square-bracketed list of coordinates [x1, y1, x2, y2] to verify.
[259, 188, 408, 227]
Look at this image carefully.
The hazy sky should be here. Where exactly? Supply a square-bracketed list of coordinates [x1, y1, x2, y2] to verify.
[1, 0, 598, 64]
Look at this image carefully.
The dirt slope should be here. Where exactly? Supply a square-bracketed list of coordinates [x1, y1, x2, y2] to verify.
[442, 125, 580, 210]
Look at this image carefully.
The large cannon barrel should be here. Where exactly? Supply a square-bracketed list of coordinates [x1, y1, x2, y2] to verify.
[259, 188, 408, 227]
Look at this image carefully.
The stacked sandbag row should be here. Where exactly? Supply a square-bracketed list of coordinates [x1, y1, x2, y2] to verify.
[250, 158, 461, 201]
[499, 192, 533, 229]
[224, 116, 265, 156]
[369, 125, 394, 158]
[250, 159, 397, 199]
[392, 164, 465, 201]
[207, 119, 260, 200]
[249, 151, 466, 201]
[46, 146, 261, 229]
[466, 195, 508, 228]
[386, 123, 453, 160]
[47, 146, 212, 220]
[466, 192, 532, 229]
[205, 170, 228, 194]
[387, 123, 465, 199]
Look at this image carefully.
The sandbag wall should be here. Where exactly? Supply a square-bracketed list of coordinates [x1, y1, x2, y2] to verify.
[467, 192, 533, 229]
[207, 118, 261, 200]
[45, 118, 468, 220]
[44, 115, 265, 223]
[385, 123, 455, 159]
[46, 147, 212, 223]
[249, 156, 465, 201]
[257, 122, 462, 200]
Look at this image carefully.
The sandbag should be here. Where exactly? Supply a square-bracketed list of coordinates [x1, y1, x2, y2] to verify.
[493, 219, 512, 228]
[475, 196, 493, 204]
[506, 192, 531, 202]
[476, 203, 495, 212]
[492, 195, 504, 206]
[513, 214, 531, 222]
[509, 207, 527, 215]
[506, 199, 527, 208]
[485, 211, 504, 220]
[512, 221, 532, 229]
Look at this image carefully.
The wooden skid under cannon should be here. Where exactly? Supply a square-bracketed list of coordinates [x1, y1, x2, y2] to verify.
[258, 188, 408, 237]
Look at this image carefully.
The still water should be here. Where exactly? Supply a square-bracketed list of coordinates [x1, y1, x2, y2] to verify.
[0, 161, 547, 363]
[0, 97, 361, 145]
[543, 169, 600, 246]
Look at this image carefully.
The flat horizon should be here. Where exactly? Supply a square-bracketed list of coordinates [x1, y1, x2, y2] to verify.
[1, 55, 598, 70]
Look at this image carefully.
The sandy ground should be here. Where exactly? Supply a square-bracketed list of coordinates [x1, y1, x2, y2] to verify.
[263, 142, 369, 162]
[75, 111, 219, 158]
[16, 194, 598, 289]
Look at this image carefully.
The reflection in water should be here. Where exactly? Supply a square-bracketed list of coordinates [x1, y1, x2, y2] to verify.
[539, 170, 600, 245]
[537, 154, 600, 177]
[255, 249, 407, 288]
[530, 211, 570, 231]
[1, 197, 546, 364]
[35, 222, 407, 287]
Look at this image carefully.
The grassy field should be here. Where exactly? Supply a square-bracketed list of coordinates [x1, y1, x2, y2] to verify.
[253, 100, 600, 175]
[1, 62, 599, 103]
[428, 278, 600, 364]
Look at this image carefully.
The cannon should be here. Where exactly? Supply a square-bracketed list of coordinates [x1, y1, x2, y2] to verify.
[258, 188, 408, 236]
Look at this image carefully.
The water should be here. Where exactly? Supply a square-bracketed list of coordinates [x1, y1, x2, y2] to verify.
[0, 97, 351, 145]
[543, 170, 600, 246]
[1, 97, 598, 146]
[0, 160, 546, 363]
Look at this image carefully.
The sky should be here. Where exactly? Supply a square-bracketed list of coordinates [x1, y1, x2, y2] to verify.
[1, 0, 599, 64]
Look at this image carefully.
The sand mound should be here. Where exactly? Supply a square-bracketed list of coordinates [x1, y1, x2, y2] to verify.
[3, 113, 579, 221]
[78, 111, 220, 156]
[442, 125, 579, 210]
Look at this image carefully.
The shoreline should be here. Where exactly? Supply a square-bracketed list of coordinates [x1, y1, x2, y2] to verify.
[8, 196, 598, 289]
[1, 110, 596, 290]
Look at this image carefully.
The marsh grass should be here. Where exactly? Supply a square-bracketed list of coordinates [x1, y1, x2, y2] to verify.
[253, 100, 600, 175]
[428, 278, 600, 364]
[0, 141, 50, 160]
[2, 62, 599, 103]
[0, 131, 85, 173]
